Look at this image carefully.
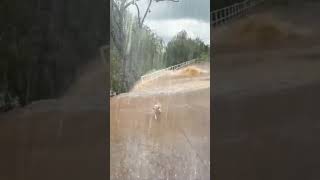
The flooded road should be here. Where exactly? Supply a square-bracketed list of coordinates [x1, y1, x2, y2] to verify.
[110, 63, 210, 180]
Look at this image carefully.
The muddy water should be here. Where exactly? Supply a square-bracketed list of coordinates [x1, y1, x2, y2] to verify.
[111, 85, 210, 179]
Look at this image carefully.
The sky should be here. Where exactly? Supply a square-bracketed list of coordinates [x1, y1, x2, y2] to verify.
[127, 0, 210, 45]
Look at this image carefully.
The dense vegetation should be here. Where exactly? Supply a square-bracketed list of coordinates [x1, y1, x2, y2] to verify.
[0, 0, 106, 111]
[165, 30, 209, 67]
[110, 16, 166, 93]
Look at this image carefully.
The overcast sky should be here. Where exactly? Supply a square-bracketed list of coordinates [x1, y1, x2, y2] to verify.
[128, 0, 210, 45]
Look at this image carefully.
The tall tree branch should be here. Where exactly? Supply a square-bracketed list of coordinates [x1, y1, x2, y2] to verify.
[132, 0, 179, 27]
[134, 2, 141, 26]
[124, 1, 135, 9]
[140, 0, 152, 27]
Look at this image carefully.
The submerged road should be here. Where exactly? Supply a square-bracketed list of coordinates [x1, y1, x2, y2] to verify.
[110, 63, 210, 180]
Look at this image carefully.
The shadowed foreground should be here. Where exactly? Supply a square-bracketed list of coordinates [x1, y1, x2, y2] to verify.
[0, 60, 107, 180]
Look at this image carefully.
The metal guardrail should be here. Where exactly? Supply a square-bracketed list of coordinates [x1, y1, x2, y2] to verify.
[102, 45, 203, 95]
[211, 0, 264, 27]
[140, 59, 197, 83]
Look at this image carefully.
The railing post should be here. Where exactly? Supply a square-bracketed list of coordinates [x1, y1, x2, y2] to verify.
[140, 59, 198, 82]
[212, 0, 263, 27]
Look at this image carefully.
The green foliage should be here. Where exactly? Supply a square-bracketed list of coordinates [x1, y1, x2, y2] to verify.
[165, 30, 209, 66]
[110, 11, 166, 93]
[200, 51, 209, 61]
[110, 44, 122, 93]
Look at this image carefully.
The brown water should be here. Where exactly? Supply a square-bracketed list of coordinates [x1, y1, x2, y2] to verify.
[110, 63, 210, 180]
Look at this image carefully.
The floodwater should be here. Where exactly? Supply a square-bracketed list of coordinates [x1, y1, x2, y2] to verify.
[110, 63, 210, 180]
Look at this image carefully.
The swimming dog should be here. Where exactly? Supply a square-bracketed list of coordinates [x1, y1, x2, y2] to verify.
[152, 103, 162, 120]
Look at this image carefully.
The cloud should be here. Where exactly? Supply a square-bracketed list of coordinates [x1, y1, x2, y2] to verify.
[128, 0, 210, 22]
[148, 0, 210, 22]
[145, 18, 210, 45]
[127, 0, 210, 45]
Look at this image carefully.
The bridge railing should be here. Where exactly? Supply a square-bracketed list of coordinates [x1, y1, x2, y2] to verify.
[211, 0, 264, 27]
[140, 58, 198, 83]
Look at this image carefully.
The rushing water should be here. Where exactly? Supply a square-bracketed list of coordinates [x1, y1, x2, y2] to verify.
[110, 65, 210, 180]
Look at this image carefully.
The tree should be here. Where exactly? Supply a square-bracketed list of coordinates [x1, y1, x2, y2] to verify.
[111, 0, 178, 92]
[165, 30, 209, 66]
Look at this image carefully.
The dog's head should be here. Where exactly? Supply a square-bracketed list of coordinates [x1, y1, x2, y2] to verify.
[153, 104, 161, 111]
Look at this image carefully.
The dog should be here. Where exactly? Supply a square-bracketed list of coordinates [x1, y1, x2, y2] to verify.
[152, 103, 162, 120]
